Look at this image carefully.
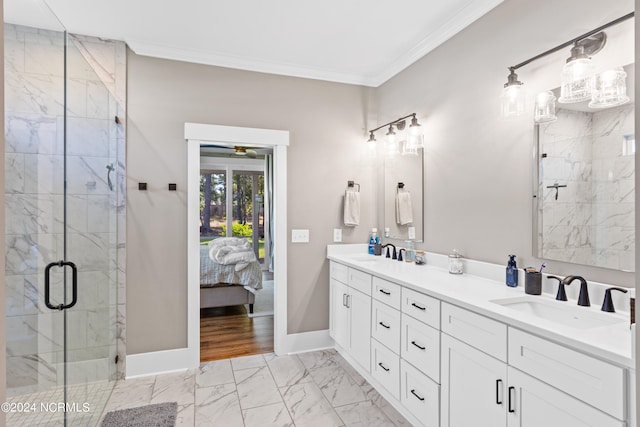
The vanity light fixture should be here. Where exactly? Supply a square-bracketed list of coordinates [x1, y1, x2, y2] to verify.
[500, 12, 633, 118]
[367, 113, 424, 157]
[501, 68, 525, 117]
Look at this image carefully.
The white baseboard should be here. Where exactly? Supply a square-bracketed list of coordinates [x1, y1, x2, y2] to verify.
[278, 329, 334, 355]
[126, 347, 198, 379]
[125, 329, 332, 378]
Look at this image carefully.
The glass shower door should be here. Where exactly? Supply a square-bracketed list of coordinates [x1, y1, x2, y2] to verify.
[4, 14, 120, 426]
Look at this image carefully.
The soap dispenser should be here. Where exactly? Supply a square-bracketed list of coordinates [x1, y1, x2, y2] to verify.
[506, 255, 518, 287]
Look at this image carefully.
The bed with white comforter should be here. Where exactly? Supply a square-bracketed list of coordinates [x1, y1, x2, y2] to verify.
[200, 237, 263, 312]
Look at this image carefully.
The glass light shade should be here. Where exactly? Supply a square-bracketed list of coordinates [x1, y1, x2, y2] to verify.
[409, 121, 422, 136]
[534, 91, 557, 123]
[402, 140, 418, 156]
[559, 58, 595, 103]
[407, 133, 424, 149]
[588, 67, 630, 109]
[386, 127, 396, 145]
[386, 139, 399, 157]
[501, 84, 525, 117]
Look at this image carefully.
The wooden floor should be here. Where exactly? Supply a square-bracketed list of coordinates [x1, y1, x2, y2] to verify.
[200, 305, 274, 362]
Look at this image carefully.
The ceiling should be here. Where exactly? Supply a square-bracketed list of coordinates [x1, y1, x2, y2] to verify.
[5, 0, 503, 87]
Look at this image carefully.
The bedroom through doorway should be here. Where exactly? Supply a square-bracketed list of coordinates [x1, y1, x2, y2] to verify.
[198, 146, 275, 362]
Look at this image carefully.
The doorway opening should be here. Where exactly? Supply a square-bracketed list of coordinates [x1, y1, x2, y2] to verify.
[198, 148, 274, 361]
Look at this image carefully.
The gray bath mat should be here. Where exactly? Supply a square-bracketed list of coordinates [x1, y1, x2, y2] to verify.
[102, 402, 177, 427]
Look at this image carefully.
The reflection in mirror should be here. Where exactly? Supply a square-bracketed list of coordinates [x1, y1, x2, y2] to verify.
[535, 64, 635, 271]
[384, 149, 424, 241]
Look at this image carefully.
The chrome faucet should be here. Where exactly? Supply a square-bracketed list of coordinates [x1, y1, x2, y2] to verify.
[562, 275, 590, 307]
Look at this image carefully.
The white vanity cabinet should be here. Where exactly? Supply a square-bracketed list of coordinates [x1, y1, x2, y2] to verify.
[329, 262, 371, 372]
[441, 333, 507, 427]
[506, 367, 624, 427]
[328, 258, 631, 427]
[440, 302, 625, 427]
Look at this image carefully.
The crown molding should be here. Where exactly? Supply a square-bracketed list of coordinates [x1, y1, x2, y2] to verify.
[127, 0, 503, 88]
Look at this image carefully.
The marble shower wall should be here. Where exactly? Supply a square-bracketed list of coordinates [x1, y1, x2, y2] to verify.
[4, 24, 126, 396]
[538, 103, 635, 271]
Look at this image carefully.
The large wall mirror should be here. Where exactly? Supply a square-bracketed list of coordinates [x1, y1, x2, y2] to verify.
[534, 63, 635, 272]
[383, 149, 424, 241]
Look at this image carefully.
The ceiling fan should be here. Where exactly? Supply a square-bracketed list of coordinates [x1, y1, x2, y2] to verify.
[232, 146, 258, 158]
[201, 144, 259, 158]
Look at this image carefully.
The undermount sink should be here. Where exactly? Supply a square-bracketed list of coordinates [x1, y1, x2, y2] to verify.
[346, 254, 384, 263]
[490, 296, 626, 329]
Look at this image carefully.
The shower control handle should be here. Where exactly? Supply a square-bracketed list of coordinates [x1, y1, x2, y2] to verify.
[44, 261, 78, 311]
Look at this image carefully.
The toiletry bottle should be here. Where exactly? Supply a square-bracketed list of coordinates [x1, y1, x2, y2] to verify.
[368, 228, 380, 255]
[448, 249, 463, 274]
[506, 254, 518, 287]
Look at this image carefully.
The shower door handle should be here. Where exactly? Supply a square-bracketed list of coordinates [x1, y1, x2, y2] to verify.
[44, 261, 78, 311]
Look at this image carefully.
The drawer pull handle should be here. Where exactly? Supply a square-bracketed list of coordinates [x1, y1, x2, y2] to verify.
[508, 386, 515, 413]
[378, 362, 390, 372]
[411, 341, 426, 350]
[379, 321, 390, 329]
[379, 289, 391, 295]
[495, 379, 503, 405]
[342, 294, 347, 307]
[410, 389, 425, 401]
[411, 302, 426, 311]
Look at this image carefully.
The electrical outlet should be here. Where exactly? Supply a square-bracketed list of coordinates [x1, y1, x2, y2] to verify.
[408, 227, 416, 240]
[333, 228, 342, 242]
[291, 229, 310, 243]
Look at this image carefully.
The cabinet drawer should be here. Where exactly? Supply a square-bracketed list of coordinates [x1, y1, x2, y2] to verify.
[402, 287, 440, 329]
[371, 338, 400, 399]
[372, 300, 401, 354]
[441, 302, 506, 361]
[373, 277, 401, 310]
[400, 359, 439, 427]
[401, 314, 440, 383]
[330, 262, 348, 284]
[509, 328, 625, 420]
[348, 268, 372, 296]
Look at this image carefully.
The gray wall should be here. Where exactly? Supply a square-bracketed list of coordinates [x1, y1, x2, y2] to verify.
[126, 0, 637, 354]
[376, 0, 635, 287]
[126, 53, 376, 353]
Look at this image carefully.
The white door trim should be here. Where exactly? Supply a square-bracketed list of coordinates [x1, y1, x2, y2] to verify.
[187, 123, 289, 361]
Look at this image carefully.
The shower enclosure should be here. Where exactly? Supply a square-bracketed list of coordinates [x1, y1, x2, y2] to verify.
[4, 5, 125, 426]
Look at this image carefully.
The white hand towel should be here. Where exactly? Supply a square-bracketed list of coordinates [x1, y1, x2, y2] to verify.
[343, 190, 360, 226]
[396, 191, 413, 225]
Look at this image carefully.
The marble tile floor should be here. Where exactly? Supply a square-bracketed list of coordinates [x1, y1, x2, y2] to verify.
[8, 349, 409, 426]
[102, 349, 410, 427]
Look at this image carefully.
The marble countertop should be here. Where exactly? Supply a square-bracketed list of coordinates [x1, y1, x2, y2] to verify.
[327, 245, 634, 369]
